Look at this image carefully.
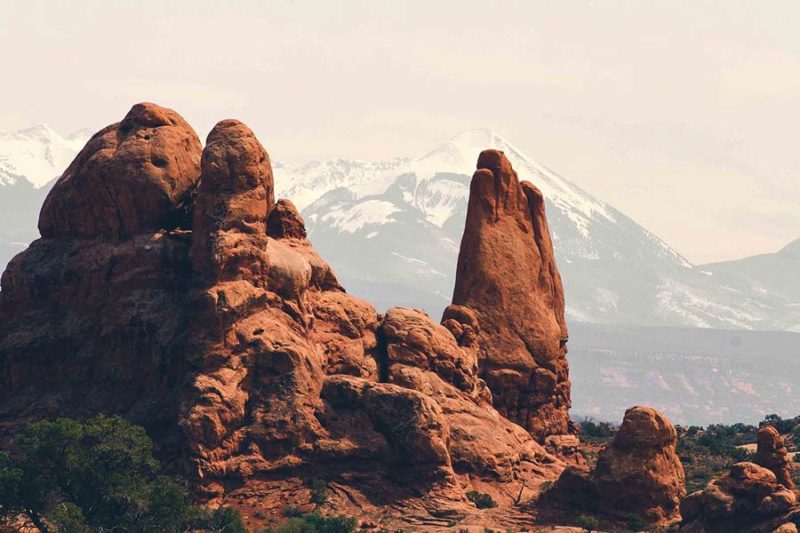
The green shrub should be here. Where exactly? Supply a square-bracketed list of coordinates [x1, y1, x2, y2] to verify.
[0, 415, 245, 533]
[259, 511, 357, 533]
[203, 506, 249, 533]
[283, 506, 304, 517]
[576, 513, 600, 532]
[579, 419, 615, 440]
[625, 512, 648, 531]
[466, 490, 497, 509]
[310, 479, 328, 506]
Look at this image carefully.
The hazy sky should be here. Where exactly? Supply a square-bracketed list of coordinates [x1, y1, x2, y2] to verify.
[2, 0, 798, 264]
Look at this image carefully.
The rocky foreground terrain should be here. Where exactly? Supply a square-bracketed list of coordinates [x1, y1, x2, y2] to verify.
[1, 103, 799, 532]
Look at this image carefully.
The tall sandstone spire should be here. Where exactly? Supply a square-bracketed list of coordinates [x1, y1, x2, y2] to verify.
[444, 149, 570, 440]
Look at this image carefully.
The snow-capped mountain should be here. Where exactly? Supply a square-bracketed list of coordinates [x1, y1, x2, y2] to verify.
[274, 128, 798, 331]
[0, 124, 89, 187]
[698, 239, 800, 331]
[0, 124, 796, 332]
[0, 125, 90, 271]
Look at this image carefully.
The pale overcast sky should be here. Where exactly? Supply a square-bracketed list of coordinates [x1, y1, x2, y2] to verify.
[1, 0, 798, 264]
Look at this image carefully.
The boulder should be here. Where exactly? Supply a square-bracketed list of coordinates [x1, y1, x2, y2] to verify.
[267, 198, 307, 239]
[679, 461, 800, 533]
[39, 102, 201, 240]
[551, 406, 685, 524]
[381, 307, 479, 394]
[753, 425, 796, 490]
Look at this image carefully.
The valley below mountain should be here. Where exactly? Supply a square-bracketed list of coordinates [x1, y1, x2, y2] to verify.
[569, 322, 800, 426]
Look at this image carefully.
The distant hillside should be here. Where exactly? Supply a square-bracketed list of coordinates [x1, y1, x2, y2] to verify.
[276, 129, 799, 331]
[569, 322, 800, 425]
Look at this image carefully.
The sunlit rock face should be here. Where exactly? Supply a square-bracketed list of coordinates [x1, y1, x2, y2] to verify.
[445, 149, 570, 440]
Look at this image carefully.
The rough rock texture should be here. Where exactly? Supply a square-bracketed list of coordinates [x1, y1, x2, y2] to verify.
[0, 103, 200, 441]
[680, 462, 800, 533]
[0, 105, 574, 531]
[191, 119, 273, 283]
[267, 199, 307, 239]
[445, 149, 570, 440]
[551, 406, 686, 524]
[39, 102, 201, 240]
[754, 425, 796, 491]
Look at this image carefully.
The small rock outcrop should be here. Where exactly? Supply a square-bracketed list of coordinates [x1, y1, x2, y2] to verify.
[680, 462, 799, 533]
[753, 425, 796, 491]
[267, 198, 307, 239]
[551, 406, 686, 524]
[445, 149, 570, 440]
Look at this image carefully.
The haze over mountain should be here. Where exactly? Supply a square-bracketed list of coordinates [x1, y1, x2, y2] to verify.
[1, 125, 797, 333]
[276, 128, 799, 331]
[0, 125, 91, 268]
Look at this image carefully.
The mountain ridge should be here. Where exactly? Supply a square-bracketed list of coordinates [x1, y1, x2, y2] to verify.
[0, 124, 796, 331]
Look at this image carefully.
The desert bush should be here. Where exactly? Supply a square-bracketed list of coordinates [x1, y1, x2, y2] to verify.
[576, 513, 600, 532]
[0, 415, 245, 533]
[578, 418, 615, 441]
[466, 490, 497, 509]
[258, 511, 357, 533]
[625, 512, 648, 530]
[310, 479, 328, 506]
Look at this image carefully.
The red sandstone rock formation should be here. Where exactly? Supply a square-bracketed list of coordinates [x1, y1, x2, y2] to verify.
[753, 425, 796, 491]
[1, 103, 200, 433]
[39, 102, 201, 240]
[191, 119, 273, 283]
[0, 104, 572, 530]
[444, 149, 570, 440]
[680, 462, 799, 533]
[551, 406, 686, 524]
[267, 199, 307, 240]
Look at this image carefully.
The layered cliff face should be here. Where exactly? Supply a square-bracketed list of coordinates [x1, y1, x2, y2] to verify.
[445, 149, 570, 440]
[0, 104, 575, 528]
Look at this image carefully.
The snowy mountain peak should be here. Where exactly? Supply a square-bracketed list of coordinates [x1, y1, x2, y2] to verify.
[8, 123, 59, 140]
[0, 124, 89, 188]
[417, 128, 506, 170]
[410, 128, 621, 237]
